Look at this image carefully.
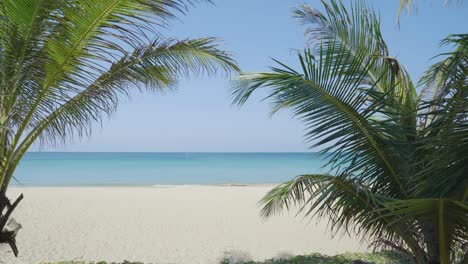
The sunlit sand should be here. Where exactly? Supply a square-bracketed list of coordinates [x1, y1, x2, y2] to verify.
[4, 186, 365, 263]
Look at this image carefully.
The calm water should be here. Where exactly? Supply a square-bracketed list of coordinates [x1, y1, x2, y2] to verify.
[12, 152, 330, 186]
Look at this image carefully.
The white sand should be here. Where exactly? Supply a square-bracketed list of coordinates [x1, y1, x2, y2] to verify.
[2, 186, 366, 264]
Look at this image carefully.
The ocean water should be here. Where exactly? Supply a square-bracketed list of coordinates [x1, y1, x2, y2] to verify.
[12, 152, 330, 186]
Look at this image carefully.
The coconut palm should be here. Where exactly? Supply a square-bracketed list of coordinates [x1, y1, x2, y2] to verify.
[0, 0, 238, 256]
[231, 1, 467, 264]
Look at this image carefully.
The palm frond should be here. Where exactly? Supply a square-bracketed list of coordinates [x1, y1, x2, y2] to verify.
[0, 0, 239, 189]
[232, 44, 410, 198]
[294, 0, 417, 111]
[415, 34, 468, 198]
[418, 34, 468, 111]
[6, 0, 208, 153]
[382, 198, 468, 264]
[3, 37, 237, 187]
[261, 174, 425, 261]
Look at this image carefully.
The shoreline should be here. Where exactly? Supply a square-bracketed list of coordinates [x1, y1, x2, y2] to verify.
[4, 185, 365, 264]
[9, 183, 282, 188]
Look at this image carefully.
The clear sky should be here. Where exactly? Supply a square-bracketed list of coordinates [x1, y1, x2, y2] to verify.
[43, 0, 468, 152]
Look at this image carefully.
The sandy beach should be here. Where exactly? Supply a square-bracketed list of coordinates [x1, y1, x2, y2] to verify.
[2, 186, 366, 264]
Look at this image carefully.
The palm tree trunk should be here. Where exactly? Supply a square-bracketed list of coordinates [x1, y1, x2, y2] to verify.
[0, 193, 23, 257]
[422, 221, 441, 264]
[0, 132, 22, 257]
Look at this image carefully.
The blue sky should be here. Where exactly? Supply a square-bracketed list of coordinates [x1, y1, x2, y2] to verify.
[45, 0, 467, 152]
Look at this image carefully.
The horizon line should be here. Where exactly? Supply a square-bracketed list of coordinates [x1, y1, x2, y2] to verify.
[26, 151, 319, 153]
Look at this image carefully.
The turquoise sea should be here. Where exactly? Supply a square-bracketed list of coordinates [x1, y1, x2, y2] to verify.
[13, 152, 330, 186]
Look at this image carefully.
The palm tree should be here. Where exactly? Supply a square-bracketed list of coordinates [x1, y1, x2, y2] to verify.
[231, 1, 467, 264]
[0, 0, 238, 256]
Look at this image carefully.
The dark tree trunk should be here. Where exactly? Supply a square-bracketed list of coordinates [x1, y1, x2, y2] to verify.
[0, 193, 23, 257]
[422, 221, 441, 264]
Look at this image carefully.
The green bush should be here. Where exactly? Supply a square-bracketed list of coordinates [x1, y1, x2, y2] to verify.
[46, 251, 414, 264]
[219, 251, 414, 264]
[44, 261, 143, 264]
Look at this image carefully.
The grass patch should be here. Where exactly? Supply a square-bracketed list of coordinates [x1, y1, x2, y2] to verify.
[43, 261, 143, 264]
[219, 251, 414, 264]
[45, 251, 414, 264]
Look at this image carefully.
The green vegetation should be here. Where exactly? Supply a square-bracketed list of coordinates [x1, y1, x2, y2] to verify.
[0, 0, 237, 257]
[44, 261, 143, 264]
[1, 0, 466, 263]
[221, 251, 414, 264]
[232, 1, 467, 264]
[44, 252, 414, 264]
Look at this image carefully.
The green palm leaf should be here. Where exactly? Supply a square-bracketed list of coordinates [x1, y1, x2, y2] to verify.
[416, 35, 468, 199]
[232, 1, 467, 263]
[0, 0, 238, 191]
[5, 38, 237, 180]
[233, 44, 409, 198]
[261, 174, 426, 261]
[381, 199, 468, 264]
